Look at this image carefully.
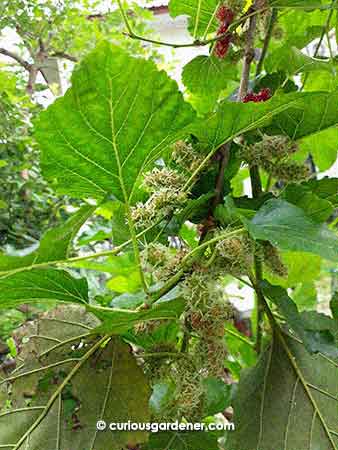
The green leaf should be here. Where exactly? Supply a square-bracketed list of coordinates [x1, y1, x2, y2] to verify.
[245, 199, 338, 261]
[277, 8, 329, 49]
[0, 310, 150, 449]
[302, 70, 338, 92]
[0, 205, 95, 275]
[301, 177, 338, 205]
[264, 91, 338, 140]
[34, 42, 194, 204]
[265, 251, 322, 288]
[168, 0, 219, 38]
[202, 377, 233, 416]
[296, 128, 338, 171]
[261, 280, 338, 357]
[125, 321, 179, 350]
[150, 382, 175, 415]
[0, 269, 88, 309]
[191, 92, 338, 151]
[270, 0, 338, 9]
[282, 184, 334, 222]
[300, 310, 338, 356]
[73, 252, 142, 294]
[90, 291, 185, 334]
[292, 282, 317, 310]
[227, 333, 338, 450]
[182, 55, 237, 95]
[266, 46, 334, 75]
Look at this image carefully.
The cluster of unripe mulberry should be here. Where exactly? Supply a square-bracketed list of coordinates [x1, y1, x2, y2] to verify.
[131, 167, 187, 227]
[240, 134, 310, 183]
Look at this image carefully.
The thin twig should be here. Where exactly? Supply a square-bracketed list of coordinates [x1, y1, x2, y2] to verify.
[117, 2, 270, 49]
[301, 0, 336, 90]
[50, 51, 78, 62]
[256, 8, 278, 77]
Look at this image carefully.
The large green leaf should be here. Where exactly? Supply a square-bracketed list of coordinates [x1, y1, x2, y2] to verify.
[265, 46, 333, 75]
[265, 251, 322, 289]
[34, 42, 194, 204]
[0, 269, 88, 309]
[301, 177, 338, 205]
[0, 267, 184, 333]
[276, 8, 330, 49]
[0, 205, 95, 275]
[296, 127, 338, 171]
[282, 184, 334, 222]
[168, 0, 219, 38]
[191, 91, 338, 150]
[264, 91, 338, 140]
[245, 199, 338, 261]
[227, 332, 338, 450]
[0, 308, 150, 449]
[182, 55, 237, 95]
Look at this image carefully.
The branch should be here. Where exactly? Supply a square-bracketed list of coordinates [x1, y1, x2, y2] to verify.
[147, 228, 245, 306]
[51, 51, 78, 62]
[212, 143, 231, 209]
[117, 2, 270, 49]
[26, 65, 38, 96]
[0, 48, 31, 71]
[238, 4, 259, 101]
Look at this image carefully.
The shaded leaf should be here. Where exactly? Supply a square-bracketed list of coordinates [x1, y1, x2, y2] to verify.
[282, 184, 334, 222]
[91, 291, 185, 334]
[331, 292, 338, 323]
[202, 377, 233, 416]
[150, 382, 175, 415]
[35, 42, 194, 204]
[245, 199, 338, 261]
[264, 91, 338, 140]
[0, 308, 150, 449]
[302, 177, 338, 206]
[261, 280, 338, 357]
[227, 332, 338, 450]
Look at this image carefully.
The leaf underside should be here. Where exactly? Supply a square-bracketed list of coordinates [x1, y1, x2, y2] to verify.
[228, 333, 338, 450]
[0, 306, 150, 450]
